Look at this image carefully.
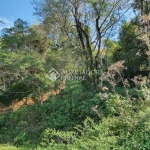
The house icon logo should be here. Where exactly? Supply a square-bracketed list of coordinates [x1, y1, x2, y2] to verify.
[46, 68, 60, 82]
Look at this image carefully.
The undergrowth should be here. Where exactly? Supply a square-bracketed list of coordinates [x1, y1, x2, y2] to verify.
[0, 80, 150, 149]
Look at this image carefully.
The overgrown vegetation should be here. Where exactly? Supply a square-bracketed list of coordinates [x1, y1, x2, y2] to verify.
[1, 83, 150, 149]
[1, 0, 150, 149]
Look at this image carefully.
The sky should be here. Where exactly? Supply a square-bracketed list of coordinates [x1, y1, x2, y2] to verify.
[0, 0, 35, 33]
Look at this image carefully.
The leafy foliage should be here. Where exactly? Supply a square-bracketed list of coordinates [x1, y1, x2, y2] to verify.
[1, 1, 150, 150]
[112, 20, 148, 77]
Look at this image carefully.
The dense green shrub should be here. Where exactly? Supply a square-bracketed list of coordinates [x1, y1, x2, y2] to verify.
[1, 83, 150, 149]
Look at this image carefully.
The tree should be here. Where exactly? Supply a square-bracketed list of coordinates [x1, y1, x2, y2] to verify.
[1, 18, 29, 50]
[131, 1, 150, 77]
[26, 24, 49, 53]
[0, 50, 53, 105]
[1, 18, 49, 54]
[112, 20, 148, 77]
[132, 0, 150, 15]
[103, 39, 121, 66]
[32, 0, 130, 91]
[0, 43, 78, 105]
